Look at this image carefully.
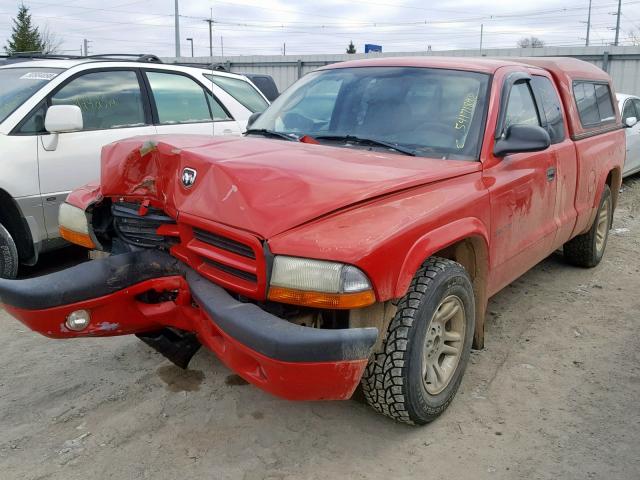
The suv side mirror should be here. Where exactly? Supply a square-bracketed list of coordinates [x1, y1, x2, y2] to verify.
[246, 112, 261, 129]
[624, 116, 638, 128]
[494, 124, 551, 157]
[45, 105, 83, 133]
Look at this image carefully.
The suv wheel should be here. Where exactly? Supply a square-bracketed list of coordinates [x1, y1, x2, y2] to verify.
[361, 257, 475, 425]
[564, 184, 612, 268]
[0, 223, 19, 279]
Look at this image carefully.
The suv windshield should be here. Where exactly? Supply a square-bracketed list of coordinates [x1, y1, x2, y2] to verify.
[0, 67, 62, 124]
[251, 66, 490, 160]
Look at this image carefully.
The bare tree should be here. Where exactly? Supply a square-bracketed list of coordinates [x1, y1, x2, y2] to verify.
[40, 26, 63, 54]
[517, 37, 546, 48]
[628, 30, 640, 46]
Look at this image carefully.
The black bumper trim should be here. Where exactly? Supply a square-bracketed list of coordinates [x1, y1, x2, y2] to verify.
[0, 250, 183, 310]
[186, 270, 378, 362]
[0, 250, 378, 363]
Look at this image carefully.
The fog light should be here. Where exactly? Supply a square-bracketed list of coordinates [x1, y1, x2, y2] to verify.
[66, 310, 90, 331]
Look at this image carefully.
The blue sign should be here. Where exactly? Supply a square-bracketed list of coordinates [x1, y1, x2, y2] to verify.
[365, 44, 382, 53]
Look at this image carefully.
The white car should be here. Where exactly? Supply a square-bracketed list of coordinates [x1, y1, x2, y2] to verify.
[0, 54, 269, 278]
[617, 93, 640, 177]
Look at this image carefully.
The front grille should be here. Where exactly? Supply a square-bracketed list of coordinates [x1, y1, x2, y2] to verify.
[193, 228, 256, 259]
[175, 218, 266, 298]
[112, 202, 176, 249]
[202, 258, 258, 283]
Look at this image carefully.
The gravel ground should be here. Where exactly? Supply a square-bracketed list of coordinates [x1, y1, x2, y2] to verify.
[1, 179, 639, 480]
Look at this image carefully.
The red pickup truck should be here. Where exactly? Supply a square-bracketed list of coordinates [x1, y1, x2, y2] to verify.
[0, 57, 626, 425]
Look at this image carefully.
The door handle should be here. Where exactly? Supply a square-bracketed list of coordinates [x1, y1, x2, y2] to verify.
[546, 167, 556, 182]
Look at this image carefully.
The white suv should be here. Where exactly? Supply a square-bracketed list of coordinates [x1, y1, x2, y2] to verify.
[0, 54, 269, 278]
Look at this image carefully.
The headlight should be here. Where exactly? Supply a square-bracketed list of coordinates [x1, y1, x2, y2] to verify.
[268, 256, 375, 309]
[58, 203, 95, 249]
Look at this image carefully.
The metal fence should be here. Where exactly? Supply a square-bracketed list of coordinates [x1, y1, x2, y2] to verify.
[164, 45, 640, 96]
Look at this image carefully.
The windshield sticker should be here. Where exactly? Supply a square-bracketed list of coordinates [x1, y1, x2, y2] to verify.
[20, 72, 59, 81]
[454, 92, 479, 149]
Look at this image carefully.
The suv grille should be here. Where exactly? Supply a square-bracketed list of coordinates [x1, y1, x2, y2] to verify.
[112, 202, 176, 249]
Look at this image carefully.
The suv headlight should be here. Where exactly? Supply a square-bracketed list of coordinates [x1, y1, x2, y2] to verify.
[58, 203, 95, 249]
[268, 255, 375, 309]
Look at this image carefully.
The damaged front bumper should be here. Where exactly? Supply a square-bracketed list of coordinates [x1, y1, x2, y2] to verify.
[0, 251, 378, 401]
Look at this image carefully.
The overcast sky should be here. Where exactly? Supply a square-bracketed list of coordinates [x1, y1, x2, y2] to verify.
[2, 0, 640, 57]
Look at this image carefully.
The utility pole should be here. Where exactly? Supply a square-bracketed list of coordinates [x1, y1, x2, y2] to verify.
[204, 7, 214, 58]
[221, 36, 224, 57]
[283, 42, 286, 55]
[479, 23, 483, 54]
[174, 0, 181, 57]
[585, 0, 592, 46]
[205, 19, 214, 57]
[614, 0, 622, 46]
[186, 37, 193, 57]
[82, 39, 91, 56]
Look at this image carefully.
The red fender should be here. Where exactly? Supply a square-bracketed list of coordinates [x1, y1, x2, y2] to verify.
[393, 217, 490, 298]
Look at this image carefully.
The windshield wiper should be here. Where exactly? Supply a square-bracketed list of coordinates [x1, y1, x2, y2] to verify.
[245, 129, 299, 142]
[315, 135, 416, 156]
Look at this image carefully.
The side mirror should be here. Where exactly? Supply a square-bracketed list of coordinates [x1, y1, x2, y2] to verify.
[45, 105, 83, 133]
[246, 112, 261, 129]
[494, 124, 551, 157]
[624, 116, 637, 128]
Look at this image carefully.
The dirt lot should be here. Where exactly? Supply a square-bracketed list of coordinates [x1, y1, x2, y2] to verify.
[1, 181, 640, 480]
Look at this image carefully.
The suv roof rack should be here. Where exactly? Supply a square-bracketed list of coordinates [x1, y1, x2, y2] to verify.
[5, 53, 163, 63]
[171, 62, 228, 71]
[86, 54, 162, 63]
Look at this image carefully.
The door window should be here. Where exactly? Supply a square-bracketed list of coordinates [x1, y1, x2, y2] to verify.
[15, 102, 47, 134]
[622, 99, 637, 122]
[531, 76, 565, 144]
[504, 82, 540, 129]
[50, 70, 146, 130]
[146, 71, 231, 124]
[205, 74, 268, 113]
[632, 99, 640, 121]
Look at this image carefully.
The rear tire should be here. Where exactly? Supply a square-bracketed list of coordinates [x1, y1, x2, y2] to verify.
[564, 184, 612, 268]
[361, 257, 475, 425]
[0, 223, 19, 279]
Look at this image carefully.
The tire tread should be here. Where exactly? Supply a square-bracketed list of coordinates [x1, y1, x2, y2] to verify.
[361, 257, 466, 425]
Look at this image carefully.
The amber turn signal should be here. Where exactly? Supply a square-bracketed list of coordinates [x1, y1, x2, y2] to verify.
[59, 226, 96, 249]
[267, 286, 375, 309]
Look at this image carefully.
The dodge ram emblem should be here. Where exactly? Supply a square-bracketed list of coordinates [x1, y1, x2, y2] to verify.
[181, 168, 197, 188]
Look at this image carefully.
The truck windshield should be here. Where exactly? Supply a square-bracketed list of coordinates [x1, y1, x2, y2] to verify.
[0, 67, 62, 124]
[250, 66, 490, 160]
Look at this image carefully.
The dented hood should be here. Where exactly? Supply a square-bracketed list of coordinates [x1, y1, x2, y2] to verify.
[100, 135, 480, 238]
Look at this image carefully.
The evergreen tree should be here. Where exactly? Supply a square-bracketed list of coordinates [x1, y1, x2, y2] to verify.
[5, 4, 44, 55]
[346, 41, 356, 54]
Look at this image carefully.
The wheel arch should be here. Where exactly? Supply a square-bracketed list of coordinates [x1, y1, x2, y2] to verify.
[393, 217, 490, 349]
[0, 188, 37, 264]
[605, 167, 621, 211]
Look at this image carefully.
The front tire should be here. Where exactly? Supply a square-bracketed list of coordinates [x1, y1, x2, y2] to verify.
[361, 257, 475, 425]
[564, 184, 612, 268]
[0, 223, 19, 279]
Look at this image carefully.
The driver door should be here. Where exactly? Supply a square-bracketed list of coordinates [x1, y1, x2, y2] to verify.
[484, 78, 558, 293]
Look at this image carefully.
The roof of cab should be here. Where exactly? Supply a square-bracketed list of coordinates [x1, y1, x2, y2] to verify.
[320, 56, 525, 74]
[321, 55, 609, 80]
